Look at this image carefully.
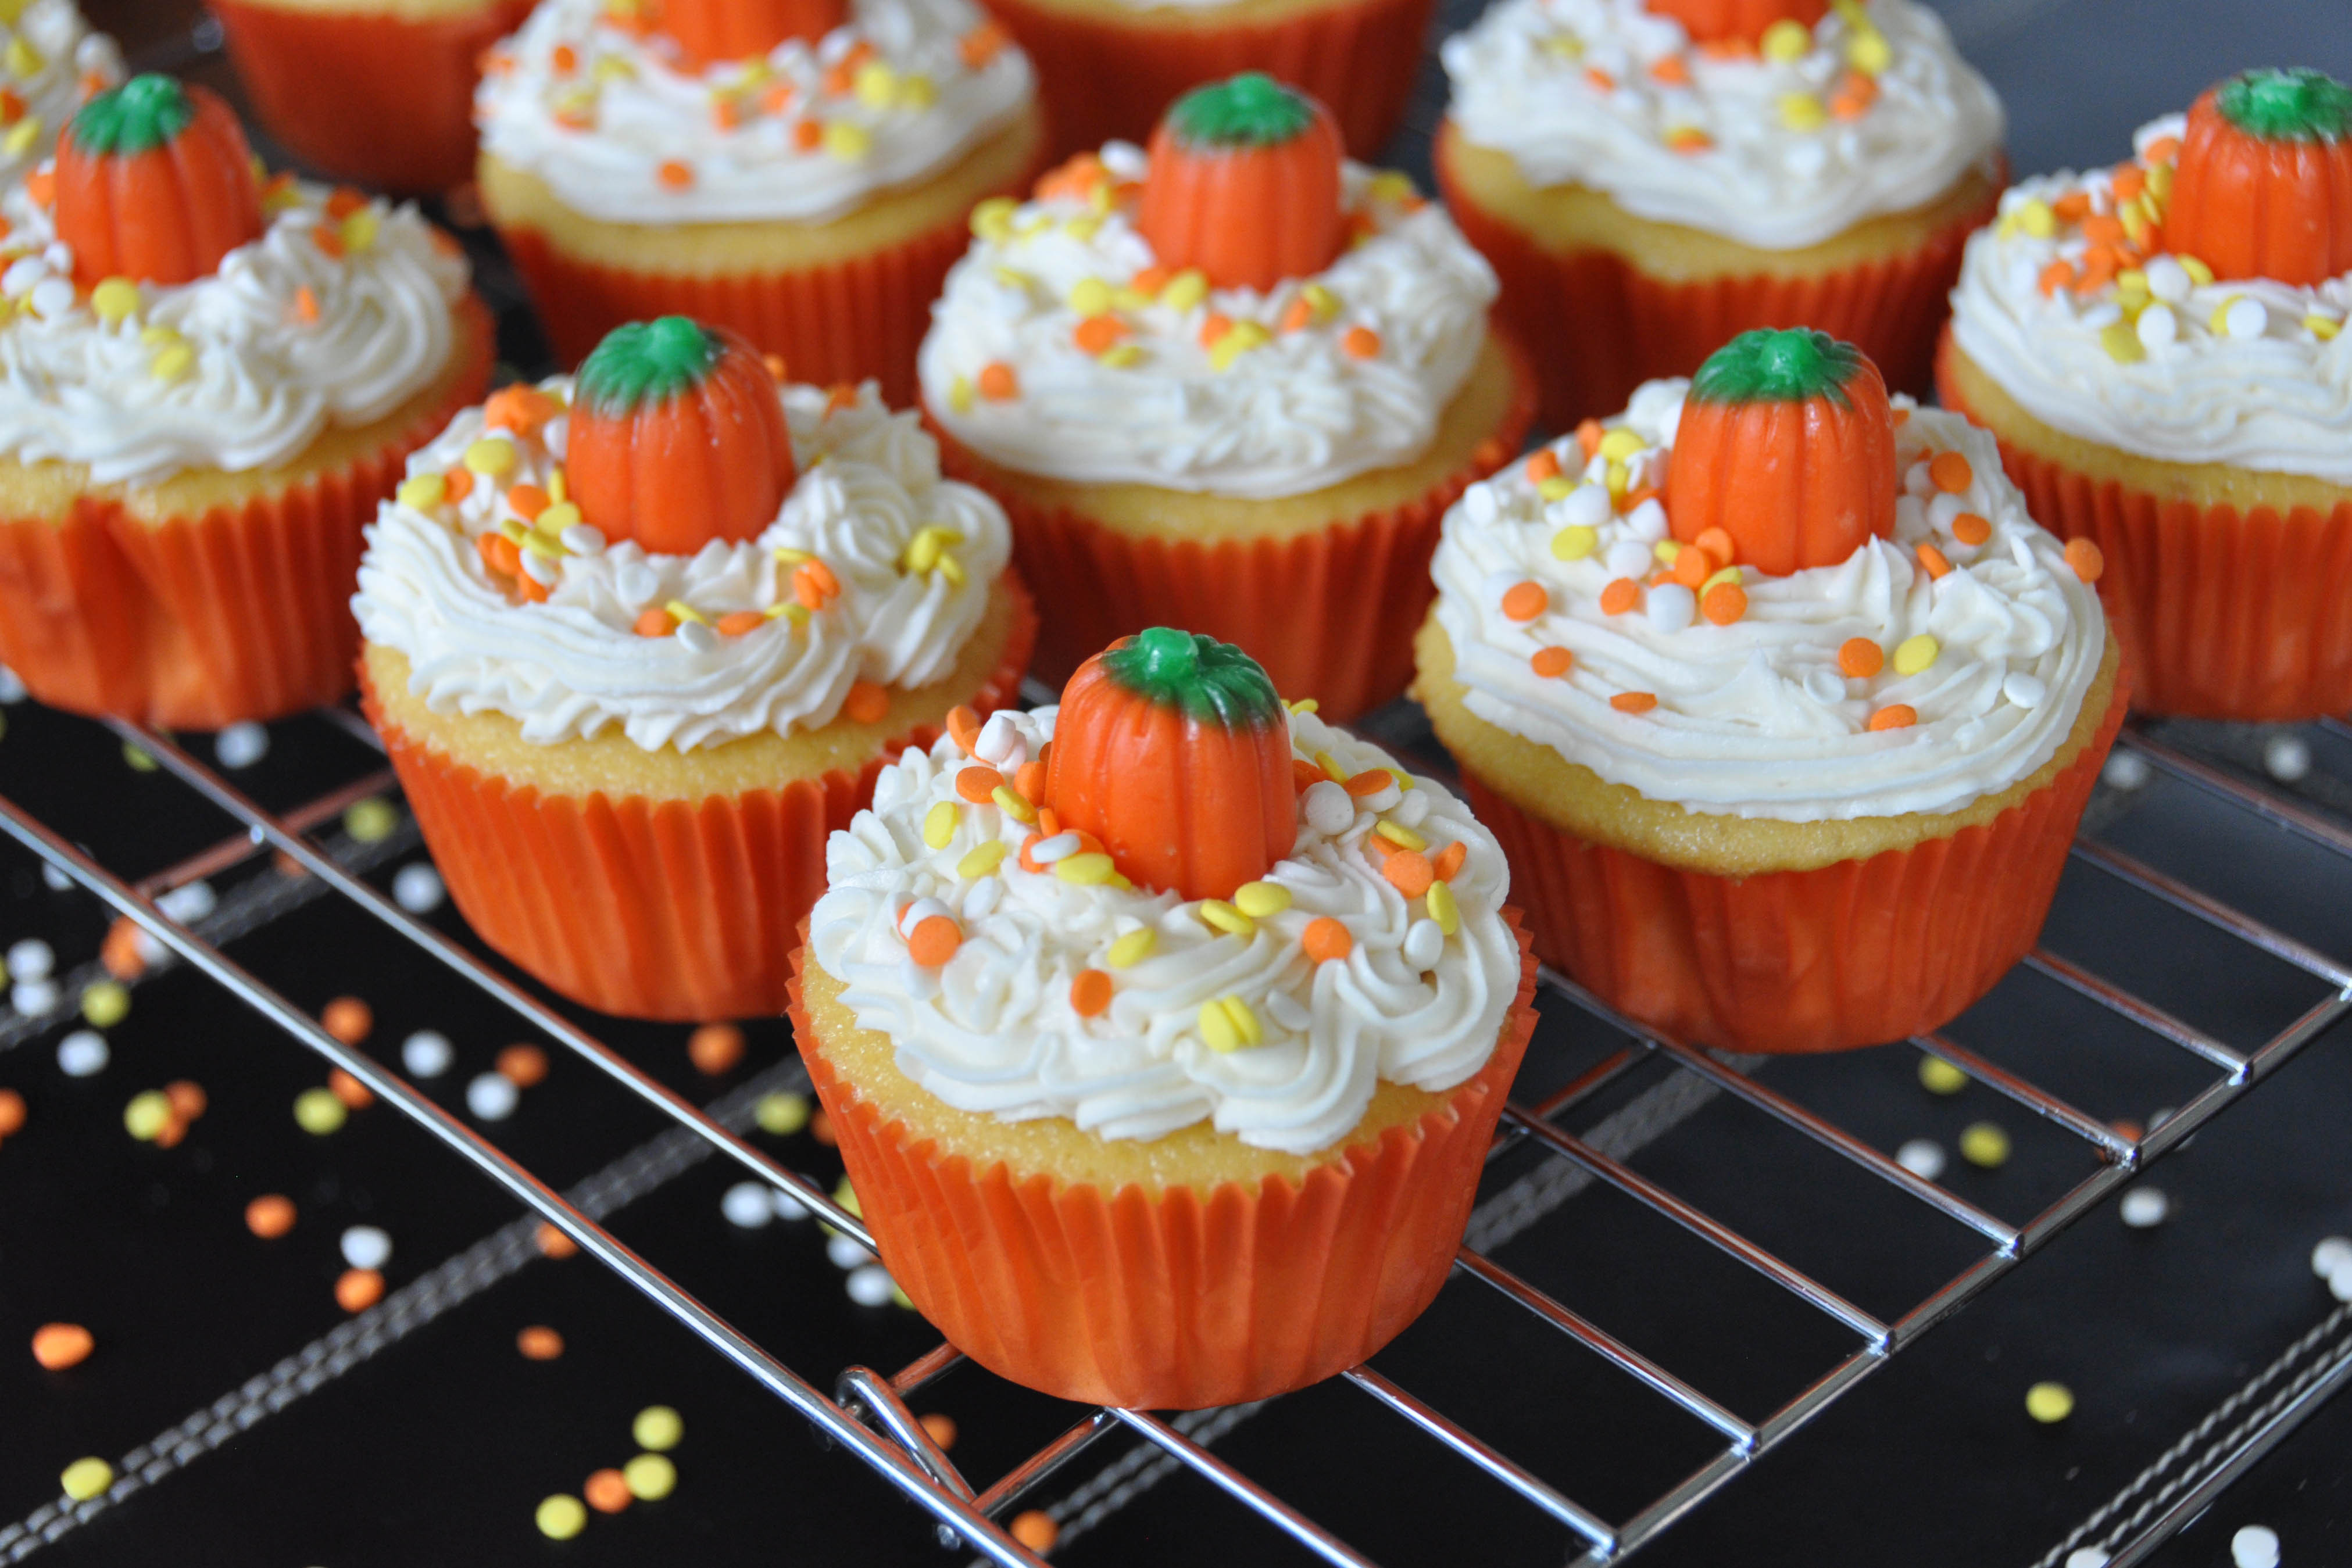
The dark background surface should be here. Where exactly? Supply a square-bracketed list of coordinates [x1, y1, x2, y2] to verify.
[1, 2, 2349, 1565]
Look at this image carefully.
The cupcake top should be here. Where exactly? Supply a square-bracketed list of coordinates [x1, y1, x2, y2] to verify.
[475, 0, 1033, 226]
[0, 76, 470, 489]
[918, 75, 1497, 499]
[0, 0, 120, 186]
[811, 630, 1520, 1155]
[1430, 329, 2107, 822]
[1950, 69, 2352, 486]
[355, 318, 1014, 754]
[1440, 0, 2002, 250]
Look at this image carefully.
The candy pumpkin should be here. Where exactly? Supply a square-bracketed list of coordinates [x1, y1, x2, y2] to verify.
[2164, 68, 2352, 287]
[1135, 73, 1343, 293]
[652, 0, 845, 66]
[1645, 0, 1827, 45]
[1044, 629, 1293, 903]
[1667, 329, 1896, 578]
[56, 74, 264, 290]
[567, 317, 797, 557]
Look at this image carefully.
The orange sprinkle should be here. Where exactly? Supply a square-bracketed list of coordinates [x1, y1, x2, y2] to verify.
[2111, 165, 2147, 202]
[153, 1116, 188, 1150]
[1302, 917, 1353, 963]
[321, 996, 372, 1045]
[1130, 265, 1172, 296]
[0, 88, 19, 125]
[1670, 546, 1715, 589]
[793, 119, 823, 151]
[634, 608, 677, 638]
[1343, 769, 1393, 798]
[550, 42, 578, 74]
[166, 1080, 206, 1122]
[324, 187, 367, 220]
[1585, 67, 1615, 92]
[1431, 841, 1467, 883]
[496, 1044, 549, 1087]
[1198, 313, 1232, 348]
[24, 169, 51, 208]
[1693, 527, 1738, 567]
[1666, 127, 1713, 153]
[1649, 53, 1690, 85]
[1893, 407, 1911, 427]
[1500, 581, 1547, 621]
[1531, 646, 1574, 678]
[657, 160, 694, 189]
[762, 81, 796, 115]
[1361, 830, 1398, 861]
[311, 224, 345, 260]
[793, 559, 840, 608]
[956, 766, 1005, 803]
[1279, 297, 1315, 334]
[1928, 452, 1974, 494]
[292, 285, 319, 324]
[486, 386, 555, 442]
[1599, 578, 1640, 615]
[1868, 704, 1918, 732]
[2081, 213, 2125, 245]
[1070, 970, 1113, 1018]
[1341, 326, 1381, 359]
[478, 532, 522, 578]
[2065, 538, 2105, 583]
[335, 1268, 385, 1313]
[1918, 543, 1953, 580]
[1524, 449, 1562, 484]
[825, 382, 858, 414]
[1839, 638, 1883, 678]
[845, 680, 891, 725]
[31, 1323, 92, 1371]
[1575, 419, 1605, 460]
[99, 917, 146, 981]
[919, 1413, 957, 1449]
[0, 1087, 22, 1135]
[1014, 759, 1047, 800]
[2144, 137, 2179, 165]
[535, 1223, 578, 1259]
[442, 467, 475, 503]
[1011, 1513, 1060, 1554]
[686, 1022, 745, 1076]
[584, 1468, 632, 1513]
[1017, 833, 1045, 874]
[329, 1069, 374, 1109]
[246, 1194, 296, 1238]
[716, 610, 766, 637]
[1952, 513, 1991, 546]
[505, 483, 550, 523]
[909, 915, 962, 968]
[1610, 692, 1658, 714]
[946, 705, 982, 753]
[516, 1324, 565, 1361]
[1292, 758, 1327, 793]
[1073, 314, 1128, 355]
[2076, 249, 2121, 292]
[959, 22, 1009, 67]
[977, 362, 1019, 400]
[2052, 191, 2092, 222]
[1700, 583, 1748, 625]
[1383, 851, 1435, 898]
[712, 95, 741, 132]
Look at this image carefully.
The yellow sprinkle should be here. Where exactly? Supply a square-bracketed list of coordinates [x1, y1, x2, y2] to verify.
[1845, 26, 1891, 74]
[1301, 282, 1341, 321]
[519, 533, 563, 561]
[83, 980, 130, 1028]
[2015, 199, 2055, 239]
[623, 1452, 677, 1501]
[293, 1087, 347, 1135]
[1960, 1121, 2011, 1168]
[771, 546, 812, 567]
[536, 1495, 588, 1541]
[768, 602, 812, 625]
[1106, 928, 1157, 969]
[936, 553, 966, 586]
[1702, 565, 1743, 592]
[124, 1090, 172, 1141]
[464, 438, 516, 478]
[339, 208, 380, 253]
[534, 501, 581, 535]
[1315, 750, 1348, 783]
[822, 122, 871, 160]
[1067, 276, 1112, 316]
[663, 599, 708, 627]
[396, 473, 446, 510]
[1061, 214, 1100, 242]
[2178, 255, 2215, 287]
[2146, 161, 2174, 199]
[957, 840, 1008, 878]
[90, 277, 139, 324]
[1160, 270, 1209, 313]
[1286, 698, 1318, 715]
[2119, 205, 2149, 248]
[1, 116, 37, 157]
[970, 198, 1016, 241]
[1918, 1055, 1968, 1094]
[923, 800, 958, 849]
[1892, 633, 1939, 675]
[991, 785, 1036, 824]
[1388, 768, 1415, 793]
[1596, 428, 1645, 462]
[1760, 18, 1811, 60]
[1375, 820, 1427, 851]
[1208, 321, 1270, 371]
[2025, 1381, 2074, 1423]
[1199, 999, 1239, 1052]
[139, 324, 181, 346]
[149, 342, 194, 382]
[834, 1176, 860, 1215]
[1606, 460, 1631, 497]
[1426, 879, 1461, 937]
[59, 1458, 111, 1503]
[1779, 93, 1826, 132]
[1552, 525, 1599, 561]
[1232, 880, 1291, 918]
[1056, 852, 1117, 885]
[592, 55, 635, 80]
[905, 530, 943, 573]
[1653, 539, 1682, 563]
[1198, 900, 1255, 938]
[1540, 31, 1584, 58]
[1221, 995, 1263, 1047]
[755, 1091, 810, 1134]
[345, 797, 397, 842]
[1367, 170, 1414, 203]
[853, 60, 897, 107]
[5, 37, 42, 76]
[2100, 321, 2146, 363]
[2307, 314, 2342, 341]
[1535, 476, 1575, 503]
[2114, 269, 2150, 305]
[1111, 285, 1152, 310]
[1099, 344, 1143, 369]
[122, 742, 156, 772]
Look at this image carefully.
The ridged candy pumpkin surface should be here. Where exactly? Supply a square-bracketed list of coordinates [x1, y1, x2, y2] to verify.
[2165, 68, 2352, 287]
[1044, 629, 1293, 903]
[1134, 73, 1343, 293]
[1645, 0, 1828, 44]
[653, 0, 846, 65]
[1667, 329, 1897, 578]
[56, 74, 264, 289]
[567, 317, 798, 557]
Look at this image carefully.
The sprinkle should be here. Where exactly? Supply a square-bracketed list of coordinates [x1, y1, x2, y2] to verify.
[1302, 917, 1352, 963]
[2038, 260, 2077, 298]
[330, 1068, 373, 1109]
[2065, 538, 2104, 583]
[922, 801, 959, 850]
[124, 1091, 172, 1141]
[1343, 769, 1393, 799]
[1780, 92, 1826, 131]
[1161, 270, 1209, 312]
[32, 1323, 93, 1370]
[396, 474, 445, 510]
[1056, 853, 1117, 885]
[1665, 126, 1711, 153]
[1596, 428, 1645, 463]
[1014, 760, 1048, 801]
[1341, 326, 1381, 359]
[843, 681, 890, 724]
[1700, 583, 1747, 625]
[1868, 704, 1916, 732]
[1531, 646, 1574, 678]
[517, 1325, 565, 1361]
[1599, 578, 1640, 615]
[1760, 18, 1811, 59]
[684, 1025, 738, 1076]
[907, 915, 962, 966]
[1382, 850, 1434, 898]
[1011, 1512, 1060, 1553]
[1917, 543, 1953, 579]
[321, 995, 373, 1044]
[1234, 880, 1292, 918]
[1918, 1055, 1968, 1094]
[633, 608, 676, 638]
[1426, 880, 1460, 936]
[1500, 581, 1547, 621]
[946, 706, 982, 753]
[90, 277, 138, 324]
[632, 1405, 685, 1451]
[59, 1459, 112, 1502]
[1070, 970, 1113, 1017]
[1845, 26, 1891, 74]
[1893, 633, 1939, 675]
[1952, 513, 1991, 545]
[1610, 692, 1657, 714]
[584, 1469, 632, 1514]
[624, 1453, 677, 1501]
[336, 1268, 384, 1312]
[1375, 820, 1427, 851]
[955, 841, 1007, 879]
[955, 767, 1006, 804]
[1107, 928, 1157, 968]
[1928, 452, 1973, 494]
[1838, 638, 1883, 678]
[2024, 1381, 2073, 1423]
[978, 362, 1018, 400]
[2100, 322, 2145, 363]
[1960, 1121, 2011, 1168]
[464, 438, 516, 478]
[294, 1087, 347, 1134]
[537, 1495, 589, 1541]
[1198, 900, 1255, 938]
[149, 341, 194, 382]
[1198, 996, 1263, 1052]
[756, 1092, 810, 1135]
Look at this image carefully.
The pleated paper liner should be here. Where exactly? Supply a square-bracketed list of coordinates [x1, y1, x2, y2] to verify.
[981, 0, 1430, 161]
[213, 0, 534, 193]
[1460, 672, 2126, 1056]
[1936, 334, 2352, 722]
[790, 910, 1538, 1409]
[362, 580, 1036, 1023]
[1438, 134, 1998, 434]
[0, 298, 494, 732]
[928, 342, 1535, 722]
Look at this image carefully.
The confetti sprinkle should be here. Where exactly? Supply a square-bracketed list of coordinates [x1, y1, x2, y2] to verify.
[321, 996, 373, 1044]
[633, 1406, 684, 1452]
[401, 1030, 453, 1078]
[517, 1325, 565, 1361]
[2232, 1526, 2282, 1568]
[536, 1494, 588, 1541]
[334, 1268, 384, 1312]
[59, 1458, 112, 1502]
[213, 722, 269, 769]
[344, 797, 398, 843]
[1894, 1139, 1946, 1181]
[2025, 1381, 2074, 1423]
[31, 1323, 93, 1370]
[1917, 1056, 1967, 1095]
[754, 1091, 810, 1135]
[1011, 1511, 1059, 1552]
[624, 1452, 677, 1501]
[293, 1087, 348, 1135]
[340, 1226, 392, 1270]
[723, 1181, 775, 1228]
[392, 863, 445, 914]
[467, 1072, 519, 1121]
[246, 1194, 296, 1238]
[584, 1468, 632, 1513]
[2118, 1187, 2169, 1228]
[1960, 1122, 2011, 1168]
[688, 1023, 745, 1075]
[496, 1044, 549, 1087]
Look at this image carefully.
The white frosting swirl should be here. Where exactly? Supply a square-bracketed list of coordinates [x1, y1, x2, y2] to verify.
[0, 1, 120, 187]
[1440, 0, 2003, 250]
[0, 177, 470, 487]
[475, 0, 1033, 225]
[355, 378, 1015, 753]
[1431, 384, 2107, 821]
[810, 707, 1519, 1154]
[918, 145, 1497, 498]
[1949, 113, 2352, 486]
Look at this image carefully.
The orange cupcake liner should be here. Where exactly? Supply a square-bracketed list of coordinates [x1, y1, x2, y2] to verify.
[1439, 139, 1999, 432]
[363, 578, 1036, 1023]
[212, 0, 534, 194]
[981, 0, 1432, 161]
[1937, 331, 2352, 721]
[789, 908, 1538, 1409]
[927, 340, 1535, 722]
[1460, 680, 2126, 1055]
[0, 298, 494, 732]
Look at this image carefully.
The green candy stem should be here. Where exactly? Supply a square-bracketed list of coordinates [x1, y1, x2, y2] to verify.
[574, 317, 727, 417]
[2217, 68, 2352, 142]
[1168, 72, 1316, 149]
[70, 74, 195, 159]
[1101, 628, 1282, 728]
[1688, 328, 1866, 409]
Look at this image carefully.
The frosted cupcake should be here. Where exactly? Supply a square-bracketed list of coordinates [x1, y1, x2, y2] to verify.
[1941, 69, 2352, 720]
[0, 74, 491, 728]
[357, 317, 1035, 1022]
[1439, 0, 2003, 430]
[1417, 330, 2122, 1054]
[920, 74, 1534, 720]
[0, 0, 119, 185]
[793, 628, 1536, 1406]
[476, 0, 1046, 404]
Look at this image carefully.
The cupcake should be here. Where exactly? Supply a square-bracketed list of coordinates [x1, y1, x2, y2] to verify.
[979, 0, 1427, 162]
[1438, 0, 2003, 431]
[1417, 330, 2123, 1054]
[793, 628, 1536, 1407]
[213, 0, 534, 193]
[474, 0, 1047, 405]
[0, 0, 120, 185]
[0, 74, 492, 729]
[356, 317, 1036, 1022]
[918, 74, 1534, 721]
[1940, 69, 2352, 721]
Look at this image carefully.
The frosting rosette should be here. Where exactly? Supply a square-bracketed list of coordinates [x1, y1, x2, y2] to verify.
[0, 0, 119, 187]
[1440, 0, 2001, 251]
[474, 0, 1034, 226]
[809, 704, 1518, 1155]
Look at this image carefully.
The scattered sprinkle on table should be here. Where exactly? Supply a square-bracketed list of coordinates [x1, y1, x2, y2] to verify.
[401, 1030, 453, 1078]
[246, 1195, 296, 1238]
[31, 1323, 92, 1370]
[2119, 1188, 2169, 1229]
[688, 1023, 745, 1075]
[293, 1088, 347, 1135]
[624, 1452, 677, 1501]
[466, 1072, 519, 1121]
[2064, 1549, 2110, 1568]
[584, 1468, 632, 1514]
[723, 1182, 775, 1229]
[516, 1326, 564, 1361]
[535, 1494, 588, 1540]
[2102, 751, 2150, 790]
[2263, 735, 2311, 784]
[918, 1413, 957, 1450]
[1011, 1511, 1059, 1552]
[633, 1405, 682, 1452]
[2232, 1524, 2282, 1568]
[2025, 1381, 2074, 1423]
[495, 1044, 548, 1087]
[329, 1069, 373, 1109]
[81, 981, 129, 1028]
[344, 798, 398, 843]
[1894, 1139, 1946, 1181]
[340, 1226, 392, 1270]
[214, 722, 269, 769]
[754, 1091, 810, 1135]
[59, 1458, 112, 1501]
[1960, 1122, 2011, 1168]
[537, 1223, 578, 1259]
[320, 996, 373, 1044]
[391, 862, 445, 914]
[56, 1030, 108, 1077]
[335, 1268, 384, 1313]
[1917, 1057, 1968, 1096]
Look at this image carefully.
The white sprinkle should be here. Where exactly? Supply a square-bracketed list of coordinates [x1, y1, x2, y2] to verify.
[974, 712, 1024, 769]
[2004, 672, 2047, 708]
[28, 277, 73, 319]
[1, 256, 42, 294]
[846, 1265, 895, 1306]
[392, 862, 445, 914]
[12, 978, 58, 1015]
[2102, 752, 2151, 791]
[615, 563, 660, 604]
[2136, 302, 2178, 350]
[722, 1181, 775, 1228]
[466, 1072, 519, 1120]
[898, 897, 953, 940]
[1624, 497, 1668, 540]
[2081, 300, 2124, 330]
[401, 1030, 453, 1079]
[2223, 296, 2268, 340]
[1805, 668, 1845, 705]
[1553, 484, 1611, 528]
[2064, 1549, 2111, 1568]
[2231, 1524, 2281, 1568]
[520, 550, 560, 586]
[2263, 733, 2311, 783]
[1403, 918, 1445, 970]
[1264, 990, 1312, 1032]
[2332, 1259, 2352, 1305]
[1028, 832, 1081, 864]
[7, 938, 53, 981]
[2119, 1187, 2169, 1228]
[771, 1187, 807, 1221]
[339, 1225, 392, 1270]
[1354, 781, 1403, 814]
[2313, 1236, 2352, 1279]
[826, 1233, 873, 1270]
[1646, 583, 1696, 634]
[958, 876, 1002, 922]
[1461, 482, 1497, 525]
[41, 865, 69, 891]
[57, 1029, 109, 1077]
[2144, 255, 2191, 301]
[1302, 781, 1353, 836]
[213, 722, 270, 769]
[1904, 460, 1937, 499]
[1604, 539, 1653, 579]
[559, 524, 605, 554]
[675, 621, 718, 654]
[1895, 1139, 1947, 1180]
[0, 666, 23, 703]
[1926, 492, 1969, 531]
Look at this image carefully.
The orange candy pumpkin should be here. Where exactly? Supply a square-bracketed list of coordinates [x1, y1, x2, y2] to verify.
[1667, 329, 1897, 578]
[567, 317, 798, 557]
[652, 0, 846, 65]
[1135, 73, 1342, 293]
[55, 74, 264, 289]
[1645, 0, 1827, 44]
[2164, 69, 2352, 287]
[1043, 629, 1293, 903]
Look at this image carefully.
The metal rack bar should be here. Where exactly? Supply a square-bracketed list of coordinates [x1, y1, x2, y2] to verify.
[2068, 839, 2352, 992]
[972, 1413, 1120, 1518]
[2121, 729, 2352, 862]
[2023, 949, 2250, 1076]
[132, 765, 399, 899]
[1341, 1366, 1615, 1549]
[838, 1367, 976, 1502]
[1910, 1032, 2137, 1161]
[1110, 1411, 1376, 1568]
